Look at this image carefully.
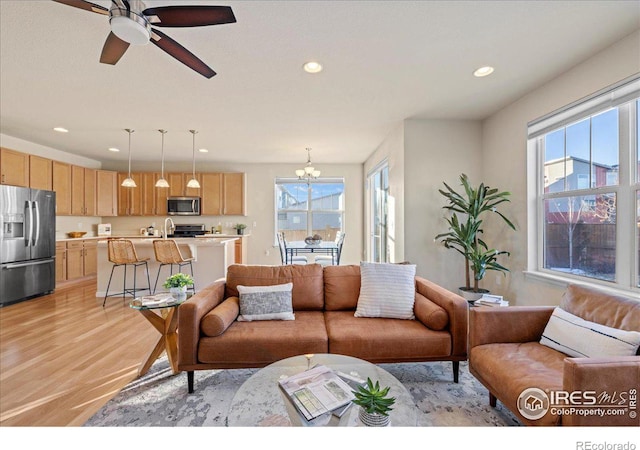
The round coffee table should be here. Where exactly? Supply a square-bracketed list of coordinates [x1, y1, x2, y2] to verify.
[226, 353, 419, 426]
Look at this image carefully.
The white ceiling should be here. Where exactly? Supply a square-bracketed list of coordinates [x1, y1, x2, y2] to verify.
[1, 1, 639, 166]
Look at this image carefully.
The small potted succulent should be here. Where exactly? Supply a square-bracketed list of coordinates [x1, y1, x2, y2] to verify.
[163, 273, 194, 298]
[233, 223, 247, 235]
[352, 377, 396, 427]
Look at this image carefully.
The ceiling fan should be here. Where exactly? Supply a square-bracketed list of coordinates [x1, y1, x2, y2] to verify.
[52, 0, 236, 78]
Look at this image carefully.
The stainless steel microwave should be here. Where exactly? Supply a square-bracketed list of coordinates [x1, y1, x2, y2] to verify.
[167, 197, 201, 216]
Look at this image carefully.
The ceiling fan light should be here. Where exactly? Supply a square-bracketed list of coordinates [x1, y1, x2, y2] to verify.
[121, 177, 137, 188]
[110, 14, 151, 45]
[155, 177, 169, 188]
[186, 178, 201, 189]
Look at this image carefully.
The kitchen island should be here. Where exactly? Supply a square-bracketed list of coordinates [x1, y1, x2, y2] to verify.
[95, 237, 238, 298]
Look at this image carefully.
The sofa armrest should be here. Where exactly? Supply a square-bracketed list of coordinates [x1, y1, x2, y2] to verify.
[178, 278, 226, 367]
[562, 356, 640, 426]
[415, 276, 468, 358]
[469, 306, 554, 349]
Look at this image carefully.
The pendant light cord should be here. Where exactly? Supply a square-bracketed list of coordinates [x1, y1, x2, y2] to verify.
[126, 128, 134, 177]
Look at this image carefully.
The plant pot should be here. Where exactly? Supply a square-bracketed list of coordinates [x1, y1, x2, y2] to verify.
[458, 288, 489, 302]
[236, 229, 244, 235]
[169, 286, 187, 299]
[358, 407, 390, 427]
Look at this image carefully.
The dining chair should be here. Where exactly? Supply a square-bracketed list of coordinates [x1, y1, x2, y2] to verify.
[103, 239, 151, 307]
[277, 231, 308, 265]
[315, 231, 345, 266]
[152, 239, 196, 294]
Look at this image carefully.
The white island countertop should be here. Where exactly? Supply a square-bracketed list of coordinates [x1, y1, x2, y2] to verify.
[96, 237, 238, 299]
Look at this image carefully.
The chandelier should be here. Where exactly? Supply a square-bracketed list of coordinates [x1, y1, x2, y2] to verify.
[295, 148, 321, 181]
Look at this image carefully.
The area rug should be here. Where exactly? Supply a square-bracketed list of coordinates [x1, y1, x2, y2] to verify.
[84, 358, 521, 427]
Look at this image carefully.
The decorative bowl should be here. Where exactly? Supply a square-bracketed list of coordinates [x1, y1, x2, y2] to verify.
[67, 231, 87, 238]
[304, 237, 322, 245]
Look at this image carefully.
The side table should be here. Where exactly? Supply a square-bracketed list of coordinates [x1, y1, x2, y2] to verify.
[129, 293, 189, 377]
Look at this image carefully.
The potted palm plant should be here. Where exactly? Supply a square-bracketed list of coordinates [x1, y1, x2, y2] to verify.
[233, 223, 247, 235]
[352, 377, 396, 427]
[435, 173, 515, 301]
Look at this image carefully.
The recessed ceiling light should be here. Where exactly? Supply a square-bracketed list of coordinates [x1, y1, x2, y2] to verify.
[303, 61, 323, 74]
[473, 66, 494, 77]
[198, 148, 209, 153]
[53, 127, 69, 133]
[108, 147, 120, 152]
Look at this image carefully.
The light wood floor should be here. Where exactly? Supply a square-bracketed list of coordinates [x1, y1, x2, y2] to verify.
[0, 277, 160, 426]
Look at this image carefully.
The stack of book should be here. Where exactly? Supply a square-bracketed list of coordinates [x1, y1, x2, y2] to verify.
[474, 294, 509, 307]
[278, 365, 365, 423]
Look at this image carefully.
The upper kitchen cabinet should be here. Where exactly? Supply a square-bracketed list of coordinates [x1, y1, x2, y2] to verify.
[118, 172, 143, 215]
[200, 172, 222, 215]
[53, 161, 72, 215]
[96, 170, 117, 216]
[0, 147, 29, 187]
[223, 173, 246, 216]
[71, 166, 96, 216]
[29, 155, 53, 190]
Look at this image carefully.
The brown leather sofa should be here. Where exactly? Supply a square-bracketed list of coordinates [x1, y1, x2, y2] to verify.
[469, 284, 640, 426]
[178, 264, 468, 393]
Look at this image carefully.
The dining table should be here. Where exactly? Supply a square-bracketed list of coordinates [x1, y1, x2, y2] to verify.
[285, 240, 339, 265]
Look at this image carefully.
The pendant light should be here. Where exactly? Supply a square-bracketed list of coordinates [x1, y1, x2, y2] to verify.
[155, 129, 170, 188]
[121, 128, 137, 187]
[186, 129, 201, 189]
[295, 147, 321, 181]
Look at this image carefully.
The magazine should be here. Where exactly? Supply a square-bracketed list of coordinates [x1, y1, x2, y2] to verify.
[134, 293, 175, 307]
[474, 294, 509, 307]
[278, 365, 356, 421]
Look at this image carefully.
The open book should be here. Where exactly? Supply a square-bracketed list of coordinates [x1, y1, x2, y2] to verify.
[278, 365, 356, 422]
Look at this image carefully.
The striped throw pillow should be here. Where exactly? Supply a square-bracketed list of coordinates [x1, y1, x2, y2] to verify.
[540, 307, 640, 357]
[354, 262, 416, 320]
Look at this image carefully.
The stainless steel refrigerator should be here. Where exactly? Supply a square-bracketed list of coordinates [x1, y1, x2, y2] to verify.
[1, 185, 56, 306]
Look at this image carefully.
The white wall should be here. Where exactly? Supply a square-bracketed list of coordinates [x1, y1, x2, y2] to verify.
[481, 29, 640, 306]
[363, 122, 405, 263]
[101, 160, 364, 266]
[404, 119, 483, 291]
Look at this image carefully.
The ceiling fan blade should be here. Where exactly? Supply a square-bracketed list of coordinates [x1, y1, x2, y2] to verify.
[142, 6, 236, 27]
[52, 0, 109, 15]
[150, 29, 216, 78]
[100, 32, 130, 65]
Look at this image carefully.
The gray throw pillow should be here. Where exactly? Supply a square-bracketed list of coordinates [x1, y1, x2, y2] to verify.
[237, 282, 295, 321]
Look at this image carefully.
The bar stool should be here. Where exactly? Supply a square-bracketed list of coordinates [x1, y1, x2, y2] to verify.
[103, 239, 151, 307]
[152, 239, 196, 294]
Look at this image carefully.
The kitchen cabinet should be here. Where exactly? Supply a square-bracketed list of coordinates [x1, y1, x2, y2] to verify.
[53, 161, 72, 215]
[29, 155, 52, 190]
[96, 170, 118, 216]
[59, 239, 98, 282]
[71, 166, 96, 216]
[234, 236, 248, 264]
[117, 172, 143, 215]
[223, 173, 246, 216]
[0, 147, 29, 187]
[165, 172, 202, 197]
[200, 172, 222, 215]
[55, 242, 67, 283]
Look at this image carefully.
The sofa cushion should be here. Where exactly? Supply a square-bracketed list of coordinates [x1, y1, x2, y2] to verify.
[237, 283, 295, 322]
[201, 296, 240, 336]
[560, 284, 640, 332]
[355, 262, 416, 319]
[414, 292, 449, 330]
[225, 264, 324, 311]
[469, 342, 565, 426]
[325, 311, 451, 362]
[324, 265, 361, 311]
[198, 311, 328, 366]
[540, 307, 640, 357]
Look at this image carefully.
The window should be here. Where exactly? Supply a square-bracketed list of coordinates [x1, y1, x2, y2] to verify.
[367, 162, 390, 262]
[275, 178, 344, 242]
[528, 75, 639, 292]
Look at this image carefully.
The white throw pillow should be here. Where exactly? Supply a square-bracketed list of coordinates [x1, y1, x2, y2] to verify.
[354, 262, 416, 320]
[237, 283, 295, 321]
[540, 307, 640, 357]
